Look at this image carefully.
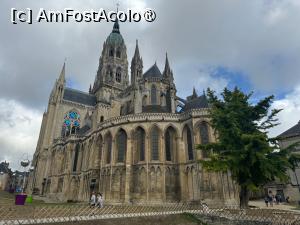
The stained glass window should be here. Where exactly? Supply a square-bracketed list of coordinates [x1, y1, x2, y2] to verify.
[63, 111, 81, 136]
[185, 126, 194, 160]
[136, 127, 145, 161]
[165, 127, 174, 162]
[116, 129, 127, 162]
[151, 127, 160, 160]
[106, 134, 112, 164]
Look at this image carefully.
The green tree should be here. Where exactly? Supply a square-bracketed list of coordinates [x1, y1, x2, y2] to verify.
[197, 87, 300, 208]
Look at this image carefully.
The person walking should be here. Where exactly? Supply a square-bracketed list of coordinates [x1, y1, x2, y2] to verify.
[96, 193, 104, 208]
[90, 192, 96, 207]
[264, 196, 269, 207]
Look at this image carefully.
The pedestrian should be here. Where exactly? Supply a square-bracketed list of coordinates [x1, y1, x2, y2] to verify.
[96, 193, 104, 208]
[264, 196, 269, 207]
[90, 192, 96, 207]
[272, 195, 276, 205]
[268, 191, 273, 207]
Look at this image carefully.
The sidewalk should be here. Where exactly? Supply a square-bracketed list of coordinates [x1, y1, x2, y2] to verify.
[249, 200, 300, 212]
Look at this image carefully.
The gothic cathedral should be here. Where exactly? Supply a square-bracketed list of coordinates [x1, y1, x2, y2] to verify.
[29, 21, 238, 205]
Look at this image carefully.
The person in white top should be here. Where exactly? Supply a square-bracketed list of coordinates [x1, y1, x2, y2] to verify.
[96, 193, 104, 208]
[90, 192, 96, 207]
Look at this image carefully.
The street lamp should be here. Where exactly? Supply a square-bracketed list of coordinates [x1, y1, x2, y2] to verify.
[20, 159, 30, 194]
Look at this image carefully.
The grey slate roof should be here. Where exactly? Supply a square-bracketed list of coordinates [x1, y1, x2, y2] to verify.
[278, 121, 300, 138]
[143, 63, 162, 78]
[182, 95, 208, 111]
[63, 88, 97, 106]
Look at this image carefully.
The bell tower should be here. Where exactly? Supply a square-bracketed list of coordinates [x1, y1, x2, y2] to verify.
[92, 20, 129, 102]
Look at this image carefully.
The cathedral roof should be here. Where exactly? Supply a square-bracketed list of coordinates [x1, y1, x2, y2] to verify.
[63, 88, 97, 106]
[182, 94, 208, 111]
[143, 63, 162, 78]
[278, 121, 300, 138]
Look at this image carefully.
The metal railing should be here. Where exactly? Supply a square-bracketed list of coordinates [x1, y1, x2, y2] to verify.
[0, 203, 299, 225]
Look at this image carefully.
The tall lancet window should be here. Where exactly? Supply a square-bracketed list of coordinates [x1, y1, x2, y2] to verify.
[116, 48, 121, 58]
[116, 129, 127, 162]
[200, 122, 209, 144]
[199, 122, 210, 158]
[151, 126, 160, 160]
[109, 48, 114, 57]
[136, 127, 145, 161]
[106, 134, 112, 164]
[151, 85, 157, 105]
[116, 67, 122, 83]
[184, 126, 194, 160]
[165, 127, 175, 162]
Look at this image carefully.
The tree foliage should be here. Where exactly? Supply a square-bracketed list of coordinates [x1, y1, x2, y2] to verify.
[197, 87, 300, 208]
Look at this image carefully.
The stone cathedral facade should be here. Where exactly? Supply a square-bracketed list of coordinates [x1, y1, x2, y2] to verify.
[29, 21, 238, 205]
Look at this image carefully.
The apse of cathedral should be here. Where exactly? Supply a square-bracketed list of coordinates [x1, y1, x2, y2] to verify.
[29, 20, 238, 205]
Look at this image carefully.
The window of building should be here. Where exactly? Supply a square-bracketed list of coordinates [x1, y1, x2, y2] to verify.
[165, 127, 175, 161]
[186, 127, 194, 160]
[116, 48, 121, 58]
[116, 68, 122, 83]
[199, 122, 209, 144]
[136, 127, 145, 161]
[72, 144, 80, 172]
[106, 134, 112, 164]
[100, 116, 104, 122]
[151, 127, 160, 160]
[151, 85, 157, 105]
[62, 111, 80, 137]
[109, 48, 114, 57]
[199, 122, 210, 158]
[116, 129, 127, 162]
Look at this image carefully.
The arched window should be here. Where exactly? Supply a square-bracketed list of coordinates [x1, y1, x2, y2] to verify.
[62, 111, 81, 137]
[109, 48, 114, 57]
[184, 126, 194, 160]
[106, 134, 112, 164]
[136, 127, 145, 161]
[116, 68, 122, 83]
[100, 116, 104, 122]
[199, 122, 209, 144]
[116, 129, 127, 162]
[151, 126, 160, 160]
[151, 85, 157, 105]
[116, 48, 121, 58]
[165, 127, 175, 162]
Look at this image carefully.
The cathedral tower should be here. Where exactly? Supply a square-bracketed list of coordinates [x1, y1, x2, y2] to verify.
[92, 20, 129, 102]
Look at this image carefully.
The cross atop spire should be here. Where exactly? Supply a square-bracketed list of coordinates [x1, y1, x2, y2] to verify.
[116, 2, 120, 13]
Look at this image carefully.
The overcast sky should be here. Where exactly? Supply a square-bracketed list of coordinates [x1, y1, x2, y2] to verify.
[1, 0, 300, 170]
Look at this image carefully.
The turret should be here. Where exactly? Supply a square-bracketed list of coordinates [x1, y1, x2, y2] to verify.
[131, 40, 143, 86]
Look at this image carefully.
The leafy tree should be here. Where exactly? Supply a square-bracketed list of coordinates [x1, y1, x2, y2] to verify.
[197, 87, 300, 208]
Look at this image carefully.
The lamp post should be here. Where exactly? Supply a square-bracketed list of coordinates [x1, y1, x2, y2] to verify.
[20, 159, 30, 194]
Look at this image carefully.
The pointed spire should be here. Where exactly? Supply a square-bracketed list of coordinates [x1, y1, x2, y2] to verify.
[58, 61, 66, 83]
[163, 52, 171, 75]
[192, 87, 198, 98]
[89, 84, 92, 94]
[133, 39, 140, 58]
